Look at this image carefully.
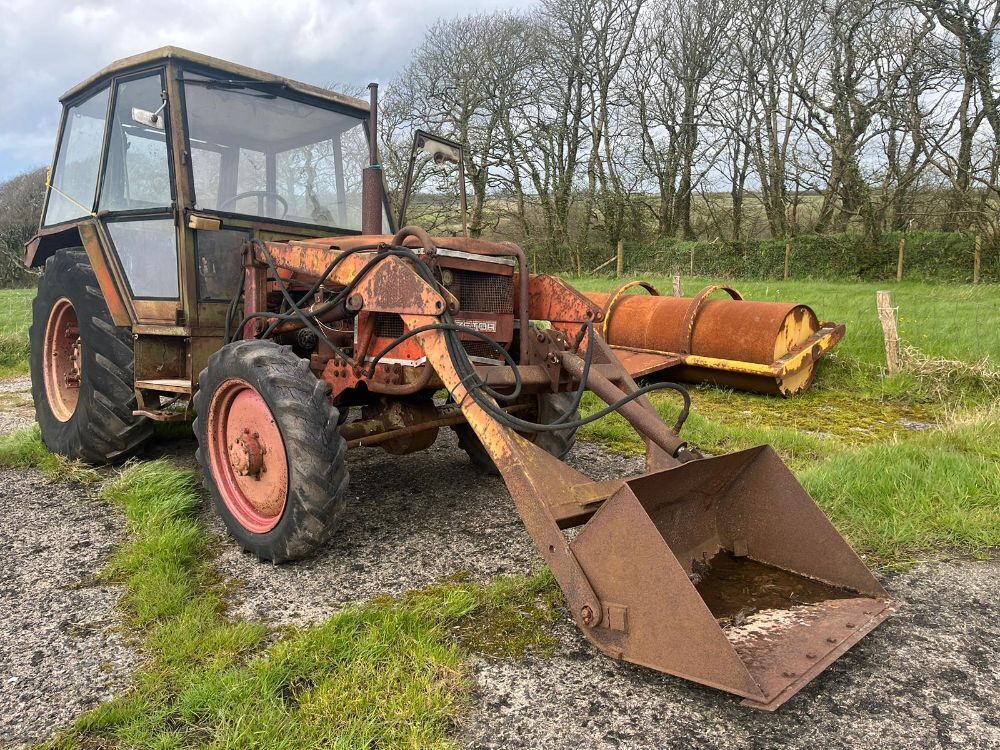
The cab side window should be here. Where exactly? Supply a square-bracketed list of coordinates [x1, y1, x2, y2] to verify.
[100, 74, 172, 212]
[43, 87, 110, 226]
[106, 218, 179, 299]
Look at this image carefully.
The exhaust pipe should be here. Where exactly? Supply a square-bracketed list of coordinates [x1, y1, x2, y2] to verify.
[361, 82, 382, 235]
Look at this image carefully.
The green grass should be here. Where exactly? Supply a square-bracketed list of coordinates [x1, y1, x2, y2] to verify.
[800, 412, 1000, 563]
[0, 424, 99, 483]
[0, 433, 562, 749]
[570, 276, 1000, 368]
[0, 287, 33, 377]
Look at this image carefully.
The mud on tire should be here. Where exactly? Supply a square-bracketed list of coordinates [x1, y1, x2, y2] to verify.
[194, 339, 350, 562]
[29, 249, 152, 463]
[454, 391, 580, 476]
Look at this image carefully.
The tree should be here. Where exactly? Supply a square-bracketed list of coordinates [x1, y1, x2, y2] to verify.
[0, 168, 45, 285]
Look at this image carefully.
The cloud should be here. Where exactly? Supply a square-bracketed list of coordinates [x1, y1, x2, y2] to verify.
[0, 0, 528, 179]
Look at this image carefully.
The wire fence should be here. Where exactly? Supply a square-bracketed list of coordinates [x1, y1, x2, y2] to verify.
[555, 231, 998, 284]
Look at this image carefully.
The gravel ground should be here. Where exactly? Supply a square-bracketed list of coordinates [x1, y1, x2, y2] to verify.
[4, 378, 997, 749]
[211, 430, 999, 750]
[0, 469, 141, 749]
[0, 377, 36, 436]
[210, 434, 644, 625]
[458, 559, 1000, 750]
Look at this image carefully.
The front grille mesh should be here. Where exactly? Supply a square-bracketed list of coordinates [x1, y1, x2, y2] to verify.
[463, 340, 505, 361]
[373, 313, 404, 338]
[370, 270, 511, 361]
[451, 270, 513, 314]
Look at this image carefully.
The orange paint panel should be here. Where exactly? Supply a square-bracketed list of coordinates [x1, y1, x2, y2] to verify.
[79, 221, 131, 326]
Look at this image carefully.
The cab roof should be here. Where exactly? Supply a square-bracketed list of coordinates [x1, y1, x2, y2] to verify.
[60, 46, 369, 113]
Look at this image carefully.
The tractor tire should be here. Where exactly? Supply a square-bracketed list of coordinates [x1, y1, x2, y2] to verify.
[194, 339, 349, 562]
[30, 248, 152, 463]
[454, 391, 580, 476]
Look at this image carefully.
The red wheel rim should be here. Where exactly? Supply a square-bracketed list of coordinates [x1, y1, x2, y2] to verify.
[207, 378, 289, 534]
[43, 297, 82, 422]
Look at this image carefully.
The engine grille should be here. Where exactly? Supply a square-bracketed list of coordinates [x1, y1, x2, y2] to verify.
[463, 340, 506, 361]
[373, 313, 404, 338]
[451, 269, 513, 314]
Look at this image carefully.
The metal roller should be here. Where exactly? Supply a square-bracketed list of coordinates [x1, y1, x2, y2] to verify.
[586, 283, 845, 396]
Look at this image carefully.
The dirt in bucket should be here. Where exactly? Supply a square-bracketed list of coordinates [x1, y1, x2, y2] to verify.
[693, 551, 856, 623]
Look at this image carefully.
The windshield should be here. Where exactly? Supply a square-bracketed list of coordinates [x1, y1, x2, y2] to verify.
[183, 74, 383, 230]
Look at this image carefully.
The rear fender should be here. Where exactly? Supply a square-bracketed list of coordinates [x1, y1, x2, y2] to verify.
[25, 221, 131, 328]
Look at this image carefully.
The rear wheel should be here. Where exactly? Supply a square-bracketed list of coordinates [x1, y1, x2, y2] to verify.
[30, 249, 152, 463]
[454, 391, 580, 476]
[194, 340, 349, 561]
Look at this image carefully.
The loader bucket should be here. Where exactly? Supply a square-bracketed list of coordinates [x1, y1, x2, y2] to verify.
[571, 445, 895, 710]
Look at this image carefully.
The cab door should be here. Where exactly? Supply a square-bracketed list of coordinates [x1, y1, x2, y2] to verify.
[97, 70, 181, 325]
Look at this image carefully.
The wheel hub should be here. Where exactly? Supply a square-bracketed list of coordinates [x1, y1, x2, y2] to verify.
[229, 429, 266, 478]
[207, 379, 289, 534]
[43, 297, 82, 422]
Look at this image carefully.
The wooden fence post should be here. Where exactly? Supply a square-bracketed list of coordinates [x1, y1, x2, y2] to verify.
[616, 239, 624, 277]
[876, 290, 900, 374]
[783, 242, 791, 280]
[896, 236, 905, 282]
[672, 275, 683, 297]
[689, 245, 695, 275]
[973, 234, 982, 284]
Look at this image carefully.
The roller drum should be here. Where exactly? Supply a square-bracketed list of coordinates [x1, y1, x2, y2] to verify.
[586, 291, 823, 396]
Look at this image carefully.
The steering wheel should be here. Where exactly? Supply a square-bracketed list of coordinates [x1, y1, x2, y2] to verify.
[219, 190, 289, 219]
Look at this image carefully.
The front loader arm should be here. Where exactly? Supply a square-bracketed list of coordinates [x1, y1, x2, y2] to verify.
[407, 317, 610, 628]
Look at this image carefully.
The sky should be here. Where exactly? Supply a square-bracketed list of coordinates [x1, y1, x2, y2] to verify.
[0, 0, 528, 180]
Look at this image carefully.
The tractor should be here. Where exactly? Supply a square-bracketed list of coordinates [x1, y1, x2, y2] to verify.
[26, 47, 894, 709]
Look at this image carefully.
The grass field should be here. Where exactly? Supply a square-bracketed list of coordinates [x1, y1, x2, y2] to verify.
[0, 288, 33, 377]
[570, 275, 999, 562]
[2, 277, 997, 747]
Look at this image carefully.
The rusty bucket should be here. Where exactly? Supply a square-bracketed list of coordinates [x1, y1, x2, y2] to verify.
[570, 445, 895, 709]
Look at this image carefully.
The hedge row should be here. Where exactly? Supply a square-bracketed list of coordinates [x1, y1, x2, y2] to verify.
[532, 231, 997, 282]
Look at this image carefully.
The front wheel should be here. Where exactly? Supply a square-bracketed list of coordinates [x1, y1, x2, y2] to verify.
[194, 340, 349, 562]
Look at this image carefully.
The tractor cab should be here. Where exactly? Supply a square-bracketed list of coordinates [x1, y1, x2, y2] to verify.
[26, 46, 391, 331]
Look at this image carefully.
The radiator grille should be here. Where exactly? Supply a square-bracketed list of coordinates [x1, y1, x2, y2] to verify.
[373, 313, 404, 338]
[451, 269, 513, 314]
[462, 340, 506, 361]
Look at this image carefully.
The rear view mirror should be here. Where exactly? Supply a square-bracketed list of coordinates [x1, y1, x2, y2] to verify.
[416, 132, 461, 166]
[398, 129, 468, 236]
[131, 107, 165, 130]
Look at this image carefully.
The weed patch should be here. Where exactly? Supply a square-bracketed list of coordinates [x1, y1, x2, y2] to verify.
[0, 425, 99, 483]
[34, 458, 561, 750]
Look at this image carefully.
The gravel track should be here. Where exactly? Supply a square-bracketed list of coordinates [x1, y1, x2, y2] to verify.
[3, 373, 997, 749]
[458, 560, 1000, 750]
[0, 469, 140, 749]
[0, 377, 36, 436]
[210, 433, 643, 626]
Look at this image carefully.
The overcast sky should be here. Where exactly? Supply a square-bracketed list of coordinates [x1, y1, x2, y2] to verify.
[0, 0, 530, 180]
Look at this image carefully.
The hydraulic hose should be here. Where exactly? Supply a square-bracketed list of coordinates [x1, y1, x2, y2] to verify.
[226, 238, 692, 441]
